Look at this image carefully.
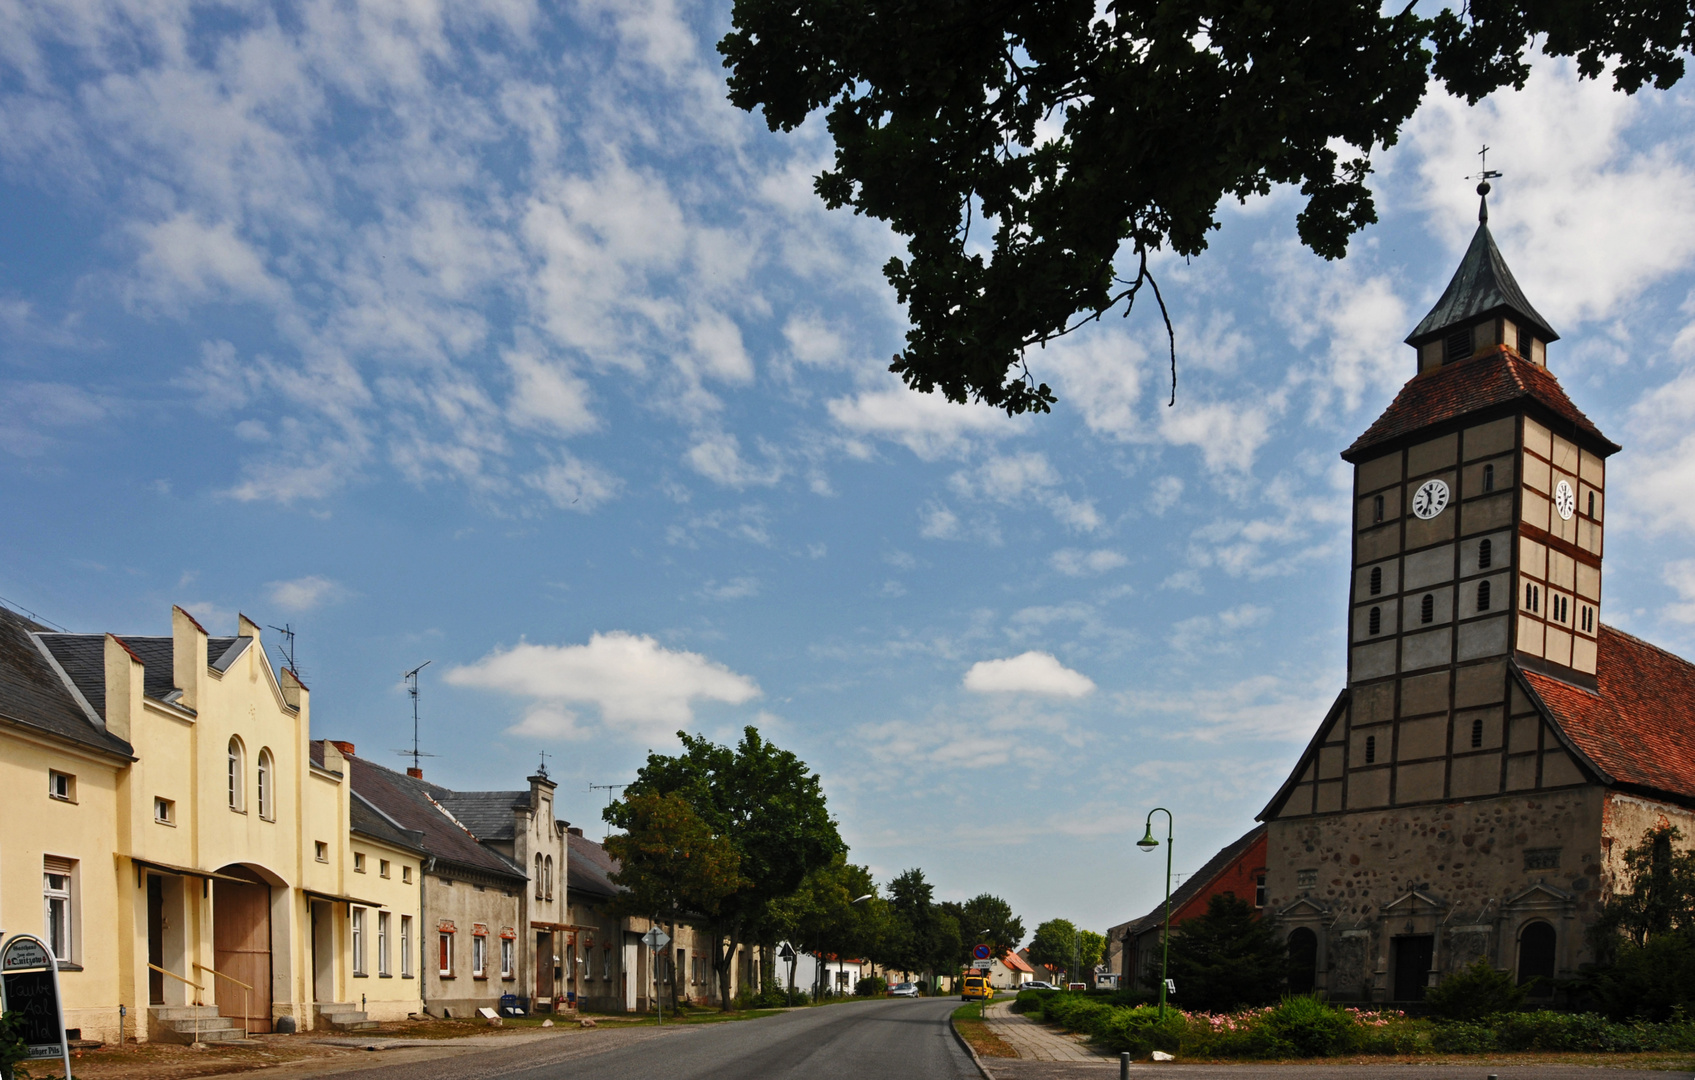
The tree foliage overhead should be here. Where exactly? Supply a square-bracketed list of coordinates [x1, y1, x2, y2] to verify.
[720, 0, 1695, 415]
[887, 868, 962, 981]
[947, 892, 1026, 969]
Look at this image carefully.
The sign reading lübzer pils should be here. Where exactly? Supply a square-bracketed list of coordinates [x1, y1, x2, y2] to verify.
[1, 933, 72, 1077]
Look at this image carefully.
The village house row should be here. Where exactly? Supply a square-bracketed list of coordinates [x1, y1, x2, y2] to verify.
[1111, 194, 1695, 1003]
[0, 607, 754, 1043]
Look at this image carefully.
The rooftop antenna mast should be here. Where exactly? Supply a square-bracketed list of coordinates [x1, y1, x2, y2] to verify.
[394, 661, 436, 774]
[268, 623, 297, 675]
[588, 780, 628, 839]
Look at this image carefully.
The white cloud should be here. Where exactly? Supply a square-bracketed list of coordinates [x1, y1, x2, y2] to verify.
[1664, 560, 1695, 624]
[949, 452, 1104, 533]
[684, 432, 783, 488]
[446, 631, 762, 742]
[1041, 329, 1147, 441]
[524, 453, 621, 512]
[132, 214, 284, 308]
[827, 383, 1020, 461]
[963, 651, 1095, 697]
[1050, 548, 1128, 577]
[698, 577, 760, 601]
[1159, 398, 1277, 475]
[918, 503, 961, 540]
[505, 346, 597, 436]
[267, 575, 344, 612]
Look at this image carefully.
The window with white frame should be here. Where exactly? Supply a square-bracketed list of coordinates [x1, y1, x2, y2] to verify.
[472, 932, 487, 977]
[501, 937, 514, 979]
[257, 748, 275, 820]
[354, 852, 366, 873]
[401, 916, 414, 977]
[43, 857, 76, 964]
[439, 931, 454, 976]
[402, 866, 413, 884]
[380, 859, 391, 878]
[154, 797, 176, 825]
[378, 911, 391, 977]
[535, 854, 544, 899]
[48, 770, 75, 802]
[352, 907, 367, 976]
[227, 737, 246, 811]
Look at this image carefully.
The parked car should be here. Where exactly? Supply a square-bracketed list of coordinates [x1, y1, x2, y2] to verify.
[1022, 980, 1057, 991]
[889, 982, 919, 997]
[961, 975, 992, 1002]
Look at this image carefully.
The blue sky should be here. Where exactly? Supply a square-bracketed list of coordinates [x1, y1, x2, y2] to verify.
[5, 0, 1695, 940]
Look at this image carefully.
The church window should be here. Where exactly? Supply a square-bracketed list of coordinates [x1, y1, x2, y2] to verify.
[1372, 495, 1384, 523]
[1477, 580, 1492, 612]
[1588, 491, 1596, 517]
[1368, 607, 1382, 636]
[1445, 326, 1473, 363]
[545, 855, 555, 901]
[1554, 595, 1568, 624]
[1524, 848, 1561, 871]
[1581, 606, 1594, 633]
[1478, 538, 1492, 569]
[1471, 718, 1484, 748]
[535, 855, 544, 899]
[1525, 582, 1540, 613]
[228, 737, 246, 812]
[1364, 735, 1376, 764]
[1421, 593, 1435, 624]
[1482, 464, 1495, 493]
[1369, 566, 1382, 596]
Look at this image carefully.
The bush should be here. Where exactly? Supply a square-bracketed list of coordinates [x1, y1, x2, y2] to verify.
[1250, 996, 1364, 1058]
[1584, 933, 1695, 1022]
[1425, 958, 1528, 1021]
[855, 976, 887, 997]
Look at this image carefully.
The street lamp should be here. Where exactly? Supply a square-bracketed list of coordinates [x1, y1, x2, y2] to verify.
[1137, 807, 1174, 1019]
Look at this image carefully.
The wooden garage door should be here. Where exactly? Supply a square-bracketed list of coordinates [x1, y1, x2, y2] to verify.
[213, 879, 273, 1033]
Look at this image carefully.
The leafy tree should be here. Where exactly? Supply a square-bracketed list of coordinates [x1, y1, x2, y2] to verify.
[888, 869, 962, 990]
[1028, 918, 1100, 982]
[719, 0, 1695, 416]
[608, 726, 845, 1008]
[768, 854, 891, 997]
[1583, 932, 1695, 1023]
[1595, 824, 1695, 947]
[1160, 894, 1289, 1012]
[0, 1011, 30, 1080]
[949, 893, 1025, 970]
[1424, 958, 1528, 1021]
[1578, 824, 1695, 1021]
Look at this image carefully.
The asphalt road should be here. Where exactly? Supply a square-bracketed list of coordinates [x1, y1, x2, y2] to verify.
[313, 997, 980, 1080]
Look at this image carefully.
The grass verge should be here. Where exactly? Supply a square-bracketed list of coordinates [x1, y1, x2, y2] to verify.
[953, 998, 1016, 1059]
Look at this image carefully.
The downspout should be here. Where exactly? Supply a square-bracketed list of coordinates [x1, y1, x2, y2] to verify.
[420, 857, 435, 1016]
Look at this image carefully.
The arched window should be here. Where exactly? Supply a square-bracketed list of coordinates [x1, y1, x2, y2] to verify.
[1482, 463, 1495, 492]
[1287, 928, 1318, 995]
[1526, 582, 1540, 613]
[1518, 922, 1557, 995]
[1471, 717, 1484, 748]
[227, 737, 245, 811]
[1478, 538, 1492, 569]
[1477, 580, 1492, 612]
[545, 855, 554, 900]
[1368, 607, 1382, 636]
[1369, 567, 1382, 596]
[258, 748, 274, 820]
[1372, 495, 1384, 523]
[1364, 735, 1376, 764]
[1421, 593, 1435, 624]
[535, 855, 544, 899]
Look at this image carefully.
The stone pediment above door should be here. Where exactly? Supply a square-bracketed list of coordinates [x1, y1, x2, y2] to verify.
[1278, 897, 1332, 921]
[1506, 880, 1575, 912]
[1382, 888, 1448, 915]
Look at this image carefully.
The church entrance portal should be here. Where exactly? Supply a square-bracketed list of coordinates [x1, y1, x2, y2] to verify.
[1391, 935, 1433, 1001]
[1287, 928, 1318, 994]
[213, 870, 274, 1033]
[1518, 922, 1557, 994]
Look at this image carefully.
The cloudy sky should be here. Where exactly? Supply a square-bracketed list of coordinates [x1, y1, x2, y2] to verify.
[5, 0, 1695, 939]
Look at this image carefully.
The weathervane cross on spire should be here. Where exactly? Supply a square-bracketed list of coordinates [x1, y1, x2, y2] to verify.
[1470, 144, 1503, 222]
[537, 749, 551, 778]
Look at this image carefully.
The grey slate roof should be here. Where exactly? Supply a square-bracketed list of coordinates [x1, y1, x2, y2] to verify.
[36, 631, 254, 717]
[0, 606, 133, 758]
[350, 790, 429, 855]
[433, 791, 527, 841]
[345, 753, 526, 883]
[567, 831, 621, 901]
[1406, 202, 1557, 347]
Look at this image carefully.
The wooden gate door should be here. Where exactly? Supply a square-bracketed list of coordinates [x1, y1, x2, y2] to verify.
[213, 879, 274, 1033]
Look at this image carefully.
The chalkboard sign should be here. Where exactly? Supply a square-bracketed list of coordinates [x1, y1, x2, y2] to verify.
[0, 934, 70, 1075]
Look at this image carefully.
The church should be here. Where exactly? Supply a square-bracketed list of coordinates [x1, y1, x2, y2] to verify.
[1259, 186, 1695, 1003]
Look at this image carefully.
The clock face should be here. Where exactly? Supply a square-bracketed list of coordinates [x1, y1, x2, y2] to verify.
[1554, 479, 1576, 520]
[1411, 478, 1450, 520]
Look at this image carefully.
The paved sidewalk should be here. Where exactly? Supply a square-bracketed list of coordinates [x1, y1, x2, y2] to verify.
[982, 999, 1113, 1063]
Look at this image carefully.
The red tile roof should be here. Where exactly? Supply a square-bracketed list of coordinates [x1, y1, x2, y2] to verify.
[1523, 626, 1695, 802]
[1001, 950, 1034, 973]
[1342, 346, 1618, 462]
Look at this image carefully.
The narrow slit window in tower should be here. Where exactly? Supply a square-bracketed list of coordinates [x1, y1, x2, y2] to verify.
[1483, 464, 1495, 493]
[1588, 491, 1596, 517]
[1479, 538, 1492, 569]
[1472, 717, 1484, 748]
[1373, 494, 1384, 524]
[1421, 593, 1435, 624]
[1478, 580, 1492, 612]
[1365, 735, 1376, 764]
[1368, 607, 1382, 635]
[1445, 326, 1473, 363]
[1369, 567, 1382, 596]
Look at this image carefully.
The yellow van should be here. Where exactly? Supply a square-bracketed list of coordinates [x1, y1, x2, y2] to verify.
[961, 975, 992, 1001]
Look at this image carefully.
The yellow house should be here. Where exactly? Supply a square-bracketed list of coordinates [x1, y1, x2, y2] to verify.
[0, 603, 422, 1042]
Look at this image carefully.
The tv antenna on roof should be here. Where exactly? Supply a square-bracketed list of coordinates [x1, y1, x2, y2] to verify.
[588, 780, 628, 839]
[269, 623, 298, 677]
[393, 661, 436, 773]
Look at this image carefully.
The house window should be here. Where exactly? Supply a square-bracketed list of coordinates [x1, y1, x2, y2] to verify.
[1254, 875, 1267, 909]
[535, 855, 544, 899]
[48, 771, 75, 802]
[352, 908, 367, 976]
[501, 938, 515, 979]
[378, 912, 391, 977]
[227, 737, 246, 811]
[380, 859, 391, 878]
[1482, 464, 1495, 493]
[1368, 606, 1382, 635]
[1554, 595, 1569, 623]
[403, 866, 413, 884]
[1477, 580, 1492, 612]
[545, 856, 554, 901]
[1524, 848, 1561, 871]
[1478, 538, 1492, 569]
[1471, 717, 1484, 748]
[603, 947, 612, 980]
[401, 916, 414, 977]
[354, 853, 367, 873]
[473, 932, 487, 978]
[257, 748, 274, 820]
[1365, 735, 1376, 764]
[440, 932, 454, 977]
[1369, 566, 1382, 596]
[1372, 494, 1384, 523]
[1421, 593, 1435, 624]
[315, 841, 328, 862]
[1582, 605, 1595, 633]
[43, 857, 76, 963]
[154, 797, 176, 824]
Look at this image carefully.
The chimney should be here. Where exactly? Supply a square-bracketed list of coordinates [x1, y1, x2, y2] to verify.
[567, 826, 583, 837]
[171, 605, 208, 712]
[330, 740, 356, 758]
[407, 767, 424, 779]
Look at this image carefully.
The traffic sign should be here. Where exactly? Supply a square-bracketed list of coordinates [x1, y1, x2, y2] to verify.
[972, 944, 991, 961]
[973, 960, 992, 969]
[641, 927, 671, 950]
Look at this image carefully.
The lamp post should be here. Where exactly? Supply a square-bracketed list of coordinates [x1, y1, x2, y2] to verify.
[1136, 807, 1174, 1019]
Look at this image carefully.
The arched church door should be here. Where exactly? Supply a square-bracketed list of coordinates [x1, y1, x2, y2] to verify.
[1517, 921, 1556, 995]
[1287, 928, 1318, 994]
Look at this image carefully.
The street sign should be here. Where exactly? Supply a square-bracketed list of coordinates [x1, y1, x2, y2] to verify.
[778, 944, 796, 961]
[972, 944, 991, 961]
[640, 927, 670, 950]
[0, 933, 72, 1076]
[972, 960, 992, 969]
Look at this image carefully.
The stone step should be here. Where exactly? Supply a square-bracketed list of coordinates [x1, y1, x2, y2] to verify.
[321, 1010, 378, 1031]
[148, 1006, 248, 1045]
[149, 1005, 224, 1021]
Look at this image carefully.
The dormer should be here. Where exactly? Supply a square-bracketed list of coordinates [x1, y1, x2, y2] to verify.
[1406, 193, 1559, 373]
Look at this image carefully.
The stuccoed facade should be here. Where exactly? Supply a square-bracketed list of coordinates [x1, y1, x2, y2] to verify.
[1261, 197, 1695, 1003]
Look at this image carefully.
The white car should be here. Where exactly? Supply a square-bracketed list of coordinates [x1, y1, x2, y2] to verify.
[889, 982, 919, 997]
[1022, 980, 1057, 991]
